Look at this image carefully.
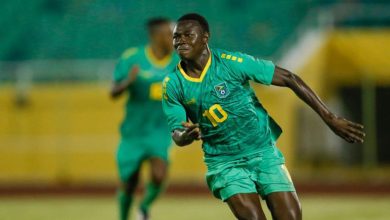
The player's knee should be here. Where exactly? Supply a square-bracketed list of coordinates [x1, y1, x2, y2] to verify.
[123, 181, 137, 195]
[118, 182, 135, 196]
[235, 211, 261, 220]
[123, 172, 139, 195]
[234, 207, 263, 220]
[285, 203, 302, 220]
[151, 171, 166, 186]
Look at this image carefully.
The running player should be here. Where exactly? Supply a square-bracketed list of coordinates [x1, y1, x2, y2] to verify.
[162, 13, 365, 220]
[111, 17, 179, 220]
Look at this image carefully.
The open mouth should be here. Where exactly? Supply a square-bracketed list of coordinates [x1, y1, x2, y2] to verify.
[176, 45, 190, 52]
[177, 48, 189, 52]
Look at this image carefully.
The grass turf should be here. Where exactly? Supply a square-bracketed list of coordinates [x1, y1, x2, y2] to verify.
[0, 194, 389, 220]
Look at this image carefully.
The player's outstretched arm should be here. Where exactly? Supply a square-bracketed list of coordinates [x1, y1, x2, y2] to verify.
[110, 65, 139, 99]
[172, 122, 201, 147]
[271, 66, 365, 143]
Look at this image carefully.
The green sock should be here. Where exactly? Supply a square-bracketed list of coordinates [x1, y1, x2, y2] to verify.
[140, 182, 164, 213]
[118, 190, 133, 220]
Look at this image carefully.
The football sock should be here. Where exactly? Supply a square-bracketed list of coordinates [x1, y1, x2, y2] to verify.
[118, 189, 133, 220]
[139, 182, 164, 213]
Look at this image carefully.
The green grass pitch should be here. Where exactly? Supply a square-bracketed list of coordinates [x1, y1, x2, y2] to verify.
[0, 195, 389, 220]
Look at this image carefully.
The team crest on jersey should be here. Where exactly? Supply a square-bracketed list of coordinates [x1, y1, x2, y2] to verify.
[214, 82, 230, 98]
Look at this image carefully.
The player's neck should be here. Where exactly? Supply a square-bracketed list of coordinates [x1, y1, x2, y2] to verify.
[149, 44, 171, 60]
[182, 48, 210, 77]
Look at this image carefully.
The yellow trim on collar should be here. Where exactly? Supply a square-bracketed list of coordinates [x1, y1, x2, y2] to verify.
[145, 46, 172, 68]
[178, 55, 211, 83]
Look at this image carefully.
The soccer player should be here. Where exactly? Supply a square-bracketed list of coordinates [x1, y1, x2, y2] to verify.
[110, 17, 179, 220]
[162, 13, 365, 220]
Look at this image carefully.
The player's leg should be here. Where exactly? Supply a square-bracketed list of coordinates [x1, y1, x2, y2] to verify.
[118, 168, 141, 220]
[138, 135, 171, 219]
[150, 157, 168, 185]
[226, 193, 267, 220]
[255, 146, 301, 220]
[265, 191, 302, 220]
[117, 139, 145, 220]
[206, 157, 266, 220]
[139, 157, 168, 216]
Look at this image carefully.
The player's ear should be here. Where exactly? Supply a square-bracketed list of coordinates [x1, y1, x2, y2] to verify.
[202, 32, 209, 44]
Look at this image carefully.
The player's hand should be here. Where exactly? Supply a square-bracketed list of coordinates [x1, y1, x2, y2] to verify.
[325, 114, 365, 143]
[182, 122, 202, 140]
[172, 122, 201, 147]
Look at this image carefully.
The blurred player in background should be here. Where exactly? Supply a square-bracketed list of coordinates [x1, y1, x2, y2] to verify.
[110, 17, 179, 220]
[162, 13, 365, 220]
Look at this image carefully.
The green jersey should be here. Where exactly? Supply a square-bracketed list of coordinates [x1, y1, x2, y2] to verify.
[162, 48, 282, 160]
[113, 45, 179, 138]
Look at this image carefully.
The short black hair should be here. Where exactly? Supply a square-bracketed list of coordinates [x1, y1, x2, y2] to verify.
[146, 17, 171, 32]
[177, 13, 210, 34]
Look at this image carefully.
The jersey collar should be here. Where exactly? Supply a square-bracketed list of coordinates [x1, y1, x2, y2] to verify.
[178, 51, 211, 83]
[145, 45, 173, 68]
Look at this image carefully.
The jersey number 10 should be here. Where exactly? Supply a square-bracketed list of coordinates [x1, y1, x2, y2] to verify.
[202, 104, 228, 127]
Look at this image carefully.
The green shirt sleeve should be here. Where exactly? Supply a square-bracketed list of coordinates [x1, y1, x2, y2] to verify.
[226, 52, 275, 85]
[162, 75, 187, 131]
[112, 47, 138, 83]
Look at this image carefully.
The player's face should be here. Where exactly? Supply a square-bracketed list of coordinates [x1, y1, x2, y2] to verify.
[150, 23, 174, 52]
[173, 20, 208, 60]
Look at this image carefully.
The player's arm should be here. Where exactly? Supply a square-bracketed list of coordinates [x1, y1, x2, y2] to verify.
[271, 66, 365, 143]
[110, 65, 139, 99]
[162, 77, 201, 147]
